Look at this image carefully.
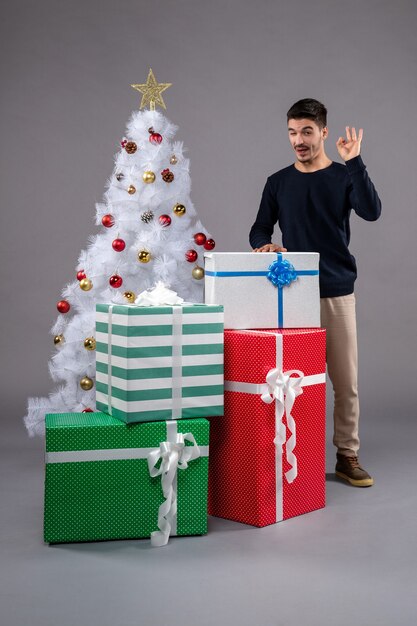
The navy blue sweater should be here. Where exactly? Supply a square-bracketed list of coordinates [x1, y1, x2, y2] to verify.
[249, 155, 382, 297]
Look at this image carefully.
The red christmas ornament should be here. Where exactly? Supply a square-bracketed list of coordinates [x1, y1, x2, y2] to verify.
[120, 138, 127, 148]
[109, 274, 123, 288]
[204, 238, 216, 250]
[76, 270, 86, 281]
[193, 232, 206, 246]
[112, 238, 126, 252]
[102, 214, 115, 228]
[148, 127, 163, 145]
[149, 131, 163, 145]
[57, 300, 70, 314]
[82, 408, 94, 413]
[185, 249, 198, 263]
[158, 214, 172, 227]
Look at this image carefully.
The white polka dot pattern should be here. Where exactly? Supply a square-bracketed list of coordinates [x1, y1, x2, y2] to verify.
[208, 328, 326, 527]
[44, 414, 209, 543]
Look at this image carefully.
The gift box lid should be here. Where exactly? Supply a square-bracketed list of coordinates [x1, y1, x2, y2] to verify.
[224, 328, 326, 382]
[96, 303, 224, 316]
[45, 413, 210, 453]
[204, 251, 319, 272]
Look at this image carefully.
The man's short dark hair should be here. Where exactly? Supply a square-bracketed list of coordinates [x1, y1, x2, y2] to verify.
[287, 99, 327, 129]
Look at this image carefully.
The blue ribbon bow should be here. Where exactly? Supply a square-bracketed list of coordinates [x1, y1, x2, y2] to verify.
[266, 258, 298, 288]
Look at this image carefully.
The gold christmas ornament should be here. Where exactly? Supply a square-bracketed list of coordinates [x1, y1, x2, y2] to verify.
[128, 184, 136, 194]
[124, 290, 136, 303]
[131, 68, 172, 111]
[138, 250, 151, 263]
[53, 334, 64, 346]
[83, 337, 96, 351]
[192, 266, 205, 280]
[142, 171, 156, 184]
[80, 376, 94, 391]
[173, 203, 186, 216]
[170, 154, 178, 165]
[79, 277, 93, 291]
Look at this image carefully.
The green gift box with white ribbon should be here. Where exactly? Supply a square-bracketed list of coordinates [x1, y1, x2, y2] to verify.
[95, 303, 224, 424]
[44, 413, 209, 545]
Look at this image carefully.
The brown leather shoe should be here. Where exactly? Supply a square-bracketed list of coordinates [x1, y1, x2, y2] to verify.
[335, 453, 374, 487]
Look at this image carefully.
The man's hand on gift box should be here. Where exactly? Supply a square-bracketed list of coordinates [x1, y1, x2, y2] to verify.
[253, 244, 288, 253]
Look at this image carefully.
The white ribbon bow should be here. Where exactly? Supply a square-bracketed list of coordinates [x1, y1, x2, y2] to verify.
[147, 432, 201, 547]
[261, 367, 304, 484]
[135, 281, 184, 306]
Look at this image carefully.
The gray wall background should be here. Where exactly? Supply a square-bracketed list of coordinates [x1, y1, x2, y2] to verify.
[1, 0, 416, 426]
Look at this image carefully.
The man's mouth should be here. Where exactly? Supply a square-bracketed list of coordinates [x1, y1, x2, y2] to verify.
[296, 147, 308, 153]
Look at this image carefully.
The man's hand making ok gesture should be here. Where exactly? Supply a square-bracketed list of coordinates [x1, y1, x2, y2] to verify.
[336, 126, 363, 162]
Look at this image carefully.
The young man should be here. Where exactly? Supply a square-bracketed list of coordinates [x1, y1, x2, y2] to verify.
[249, 98, 381, 487]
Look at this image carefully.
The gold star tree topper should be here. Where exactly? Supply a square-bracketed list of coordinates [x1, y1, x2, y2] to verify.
[131, 69, 172, 110]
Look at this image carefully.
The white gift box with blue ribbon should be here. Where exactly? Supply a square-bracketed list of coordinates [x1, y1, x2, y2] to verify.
[204, 252, 320, 329]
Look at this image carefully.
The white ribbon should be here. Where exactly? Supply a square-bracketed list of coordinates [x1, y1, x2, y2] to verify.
[147, 421, 201, 547]
[260, 367, 304, 484]
[107, 304, 114, 415]
[171, 307, 183, 419]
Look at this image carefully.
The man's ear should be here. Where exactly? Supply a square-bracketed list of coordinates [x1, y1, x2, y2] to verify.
[322, 126, 329, 140]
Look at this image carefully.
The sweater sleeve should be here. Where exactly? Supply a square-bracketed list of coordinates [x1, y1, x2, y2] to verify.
[345, 155, 382, 221]
[249, 177, 280, 249]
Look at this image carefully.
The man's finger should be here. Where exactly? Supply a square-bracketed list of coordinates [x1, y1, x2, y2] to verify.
[352, 127, 357, 141]
[358, 128, 364, 142]
[346, 126, 352, 142]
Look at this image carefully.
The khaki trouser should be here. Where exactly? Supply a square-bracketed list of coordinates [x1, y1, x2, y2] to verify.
[320, 293, 359, 457]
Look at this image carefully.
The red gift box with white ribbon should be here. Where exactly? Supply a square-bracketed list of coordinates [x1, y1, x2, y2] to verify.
[208, 328, 326, 527]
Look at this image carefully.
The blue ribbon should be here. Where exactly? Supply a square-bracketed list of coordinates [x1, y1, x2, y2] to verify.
[205, 253, 319, 326]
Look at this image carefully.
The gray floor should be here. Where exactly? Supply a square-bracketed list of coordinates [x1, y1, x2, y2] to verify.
[1, 404, 416, 626]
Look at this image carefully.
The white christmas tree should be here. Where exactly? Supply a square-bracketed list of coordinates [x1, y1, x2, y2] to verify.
[25, 69, 215, 436]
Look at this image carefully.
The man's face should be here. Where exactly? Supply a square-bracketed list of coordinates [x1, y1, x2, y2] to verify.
[287, 118, 328, 163]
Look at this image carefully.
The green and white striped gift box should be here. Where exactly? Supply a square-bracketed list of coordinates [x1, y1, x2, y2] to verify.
[95, 303, 224, 423]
